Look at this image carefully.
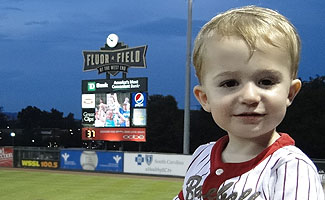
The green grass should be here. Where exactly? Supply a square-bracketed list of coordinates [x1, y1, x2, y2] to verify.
[0, 168, 183, 200]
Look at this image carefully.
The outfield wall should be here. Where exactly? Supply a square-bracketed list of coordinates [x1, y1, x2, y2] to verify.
[1, 146, 192, 177]
[60, 149, 123, 173]
[4, 146, 325, 180]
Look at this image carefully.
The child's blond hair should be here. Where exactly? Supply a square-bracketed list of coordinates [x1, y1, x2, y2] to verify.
[193, 6, 301, 84]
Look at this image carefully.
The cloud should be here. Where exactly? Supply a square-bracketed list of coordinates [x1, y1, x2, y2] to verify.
[24, 20, 49, 26]
[0, 68, 25, 82]
[0, 33, 9, 40]
[2, 7, 23, 12]
[120, 18, 205, 37]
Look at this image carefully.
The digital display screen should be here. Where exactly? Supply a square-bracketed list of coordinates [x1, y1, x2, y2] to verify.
[82, 92, 147, 128]
[132, 108, 147, 126]
[81, 78, 147, 142]
[94, 93, 131, 128]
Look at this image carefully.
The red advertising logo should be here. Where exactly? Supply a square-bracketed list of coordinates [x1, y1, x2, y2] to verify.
[135, 93, 144, 105]
[0, 147, 13, 167]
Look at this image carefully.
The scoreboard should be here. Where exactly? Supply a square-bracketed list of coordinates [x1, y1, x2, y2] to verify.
[81, 77, 147, 142]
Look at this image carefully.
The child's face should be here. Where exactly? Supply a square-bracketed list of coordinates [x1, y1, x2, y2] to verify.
[194, 36, 301, 139]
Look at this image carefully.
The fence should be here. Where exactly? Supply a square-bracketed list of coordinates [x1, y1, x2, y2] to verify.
[1, 146, 192, 177]
[2, 146, 325, 180]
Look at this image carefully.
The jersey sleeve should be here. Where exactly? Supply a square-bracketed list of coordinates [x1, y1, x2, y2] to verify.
[269, 158, 324, 200]
[173, 143, 215, 200]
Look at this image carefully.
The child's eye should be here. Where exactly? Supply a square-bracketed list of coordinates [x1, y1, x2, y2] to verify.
[219, 80, 239, 88]
[258, 79, 275, 86]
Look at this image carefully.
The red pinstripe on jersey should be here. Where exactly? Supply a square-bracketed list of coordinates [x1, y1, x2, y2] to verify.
[174, 133, 324, 200]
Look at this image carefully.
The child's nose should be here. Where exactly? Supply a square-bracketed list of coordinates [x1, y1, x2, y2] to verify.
[238, 82, 261, 106]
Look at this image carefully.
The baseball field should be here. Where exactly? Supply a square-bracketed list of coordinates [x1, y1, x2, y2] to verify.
[0, 168, 183, 200]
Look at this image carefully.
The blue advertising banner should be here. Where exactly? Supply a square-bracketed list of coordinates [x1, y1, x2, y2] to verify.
[60, 150, 82, 170]
[60, 150, 123, 172]
[96, 151, 123, 172]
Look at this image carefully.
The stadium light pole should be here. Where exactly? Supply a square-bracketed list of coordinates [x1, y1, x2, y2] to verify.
[183, 0, 192, 155]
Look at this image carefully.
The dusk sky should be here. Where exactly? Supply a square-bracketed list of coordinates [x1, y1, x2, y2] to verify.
[1, 0, 324, 118]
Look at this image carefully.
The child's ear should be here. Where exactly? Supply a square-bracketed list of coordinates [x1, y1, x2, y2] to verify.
[287, 79, 302, 107]
[193, 85, 211, 112]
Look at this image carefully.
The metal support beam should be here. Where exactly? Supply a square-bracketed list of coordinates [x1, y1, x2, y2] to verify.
[183, 0, 192, 155]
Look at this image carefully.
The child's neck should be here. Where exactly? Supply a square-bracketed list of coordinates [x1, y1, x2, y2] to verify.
[221, 130, 280, 163]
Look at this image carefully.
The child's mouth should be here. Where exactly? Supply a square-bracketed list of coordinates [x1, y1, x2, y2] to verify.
[233, 113, 266, 123]
[235, 113, 265, 117]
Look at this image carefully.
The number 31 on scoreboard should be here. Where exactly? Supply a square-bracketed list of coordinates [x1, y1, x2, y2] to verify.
[86, 129, 96, 138]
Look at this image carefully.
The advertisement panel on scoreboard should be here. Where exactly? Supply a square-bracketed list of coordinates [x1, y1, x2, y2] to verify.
[81, 77, 147, 142]
[82, 77, 147, 94]
[82, 127, 146, 142]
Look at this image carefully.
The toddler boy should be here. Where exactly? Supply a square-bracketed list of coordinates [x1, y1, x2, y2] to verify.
[174, 5, 324, 200]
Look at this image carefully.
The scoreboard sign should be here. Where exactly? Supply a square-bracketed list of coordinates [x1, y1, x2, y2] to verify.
[81, 78, 147, 142]
[83, 46, 147, 75]
[83, 33, 147, 76]
[82, 34, 148, 142]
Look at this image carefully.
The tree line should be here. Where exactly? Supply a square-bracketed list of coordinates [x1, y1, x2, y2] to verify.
[1, 76, 325, 158]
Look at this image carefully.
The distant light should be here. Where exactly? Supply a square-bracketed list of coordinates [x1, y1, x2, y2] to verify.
[70, 132, 74, 135]
[10, 132, 16, 137]
[7, 126, 10, 129]
[69, 129, 72, 132]
[32, 140, 35, 143]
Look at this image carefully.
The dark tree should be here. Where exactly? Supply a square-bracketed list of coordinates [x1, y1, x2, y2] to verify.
[17, 106, 42, 129]
[65, 113, 77, 129]
[0, 107, 8, 128]
[190, 108, 226, 153]
[278, 76, 325, 158]
[143, 94, 183, 153]
[15, 106, 80, 147]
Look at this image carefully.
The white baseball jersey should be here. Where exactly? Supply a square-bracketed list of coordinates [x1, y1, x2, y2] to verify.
[174, 133, 324, 200]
